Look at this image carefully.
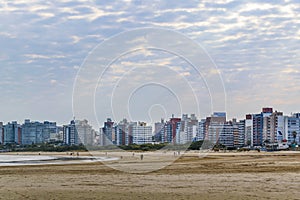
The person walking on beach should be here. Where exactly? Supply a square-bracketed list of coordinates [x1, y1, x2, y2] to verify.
[140, 154, 144, 160]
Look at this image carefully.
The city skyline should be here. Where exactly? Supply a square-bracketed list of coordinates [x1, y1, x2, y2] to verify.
[1, 107, 299, 148]
[0, 106, 299, 128]
[0, 0, 299, 128]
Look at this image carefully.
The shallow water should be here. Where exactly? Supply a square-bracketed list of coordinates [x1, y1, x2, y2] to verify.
[0, 155, 56, 162]
[0, 155, 118, 166]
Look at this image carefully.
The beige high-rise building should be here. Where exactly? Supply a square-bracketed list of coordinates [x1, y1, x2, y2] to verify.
[262, 111, 283, 143]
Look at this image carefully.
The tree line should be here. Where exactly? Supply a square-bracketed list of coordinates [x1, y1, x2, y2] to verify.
[0, 141, 206, 152]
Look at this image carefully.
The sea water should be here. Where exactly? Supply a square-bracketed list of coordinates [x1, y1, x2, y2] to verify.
[0, 154, 118, 166]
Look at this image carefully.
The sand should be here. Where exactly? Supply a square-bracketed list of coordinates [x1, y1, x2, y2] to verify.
[0, 151, 299, 200]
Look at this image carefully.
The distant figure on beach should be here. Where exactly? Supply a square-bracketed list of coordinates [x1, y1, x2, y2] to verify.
[132, 153, 135, 157]
[140, 154, 144, 160]
[77, 152, 79, 156]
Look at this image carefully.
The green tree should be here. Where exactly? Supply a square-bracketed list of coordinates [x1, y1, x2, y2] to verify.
[188, 141, 204, 150]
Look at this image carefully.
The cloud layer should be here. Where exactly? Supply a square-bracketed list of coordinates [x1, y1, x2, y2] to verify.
[0, 0, 299, 126]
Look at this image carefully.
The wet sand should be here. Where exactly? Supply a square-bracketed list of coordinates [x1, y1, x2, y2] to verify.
[0, 151, 299, 200]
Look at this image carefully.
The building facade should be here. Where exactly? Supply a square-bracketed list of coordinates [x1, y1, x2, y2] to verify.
[284, 115, 300, 145]
[0, 122, 3, 144]
[22, 120, 43, 145]
[3, 121, 21, 145]
[115, 119, 128, 146]
[154, 119, 164, 143]
[75, 119, 94, 146]
[101, 118, 115, 146]
[208, 122, 234, 148]
[132, 122, 152, 144]
[196, 119, 206, 141]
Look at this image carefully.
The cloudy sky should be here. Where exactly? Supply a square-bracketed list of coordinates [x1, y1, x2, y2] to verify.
[0, 0, 299, 127]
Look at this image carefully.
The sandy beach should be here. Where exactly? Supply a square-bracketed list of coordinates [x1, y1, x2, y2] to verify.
[0, 151, 299, 200]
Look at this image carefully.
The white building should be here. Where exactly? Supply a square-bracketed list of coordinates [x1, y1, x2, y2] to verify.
[175, 114, 198, 144]
[76, 119, 94, 146]
[132, 122, 152, 145]
[175, 129, 186, 144]
[284, 116, 300, 145]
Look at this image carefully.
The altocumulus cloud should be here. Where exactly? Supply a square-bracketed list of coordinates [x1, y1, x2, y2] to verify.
[0, 0, 299, 126]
